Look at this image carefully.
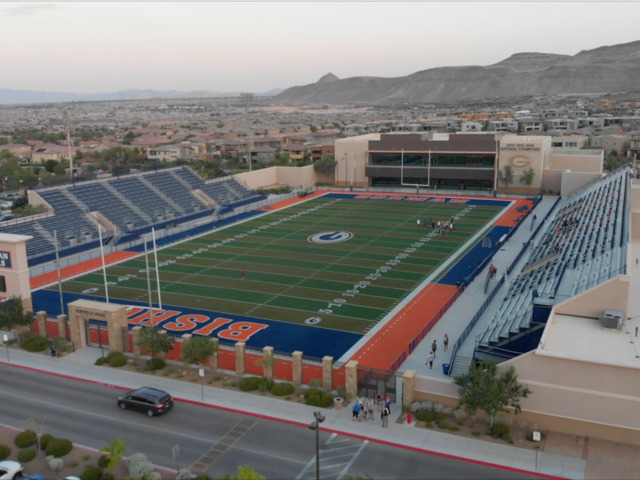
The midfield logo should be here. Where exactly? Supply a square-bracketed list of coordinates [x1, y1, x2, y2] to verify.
[308, 231, 354, 244]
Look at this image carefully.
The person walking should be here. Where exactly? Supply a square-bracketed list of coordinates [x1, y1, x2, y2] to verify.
[443, 333, 449, 352]
[381, 406, 390, 428]
[376, 393, 383, 412]
[366, 397, 374, 420]
[50, 345, 57, 359]
[360, 397, 367, 420]
[241, 268, 246, 279]
[431, 339, 437, 357]
[426, 352, 435, 369]
[385, 396, 391, 413]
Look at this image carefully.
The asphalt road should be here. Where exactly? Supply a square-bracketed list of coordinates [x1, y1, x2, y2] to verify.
[0, 365, 543, 479]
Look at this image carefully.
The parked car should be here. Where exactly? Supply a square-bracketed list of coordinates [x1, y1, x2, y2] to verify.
[117, 387, 173, 417]
[0, 460, 23, 480]
[0, 214, 14, 222]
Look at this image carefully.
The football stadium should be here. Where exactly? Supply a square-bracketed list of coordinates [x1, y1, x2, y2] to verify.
[2, 132, 639, 443]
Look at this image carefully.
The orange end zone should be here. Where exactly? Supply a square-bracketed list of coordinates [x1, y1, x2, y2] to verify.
[351, 283, 459, 370]
[495, 197, 534, 227]
[259, 190, 326, 211]
[30, 251, 139, 290]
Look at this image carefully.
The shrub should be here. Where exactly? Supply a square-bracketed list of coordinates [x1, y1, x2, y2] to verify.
[147, 357, 165, 371]
[271, 382, 295, 396]
[46, 438, 73, 457]
[0, 445, 10, 460]
[98, 454, 109, 469]
[239, 377, 261, 392]
[194, 476, 213, 480]
[18, 448, 36, 462]
[108, 353, 127, 368]
[82, 465, 103, 480]
[308, 379, 322, 388]
[52, 336, 70, 353]
[40, 433, 53, 450]
[102, 473, 114, 480]
[95, 357, 106, 366]
[15, 430, 38, 448]
[176, 469, 194, 480]
[127, 453, 154, 478]
[304, 389, 334, 408]
[415, 410, 435, 422]
[21, 335, 49, 352]
[491, 422, 510, 439]
[48, 457, 64, 472]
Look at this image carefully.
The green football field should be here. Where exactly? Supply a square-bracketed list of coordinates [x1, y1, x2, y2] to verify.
[45, 194, 504, 335]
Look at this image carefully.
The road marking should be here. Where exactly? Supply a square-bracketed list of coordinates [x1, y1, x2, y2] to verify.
[295, 432, 368, 480]
[189, 418, 257, 473]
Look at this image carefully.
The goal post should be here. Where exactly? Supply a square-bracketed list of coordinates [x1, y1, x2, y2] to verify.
[400, 149, 431, 194]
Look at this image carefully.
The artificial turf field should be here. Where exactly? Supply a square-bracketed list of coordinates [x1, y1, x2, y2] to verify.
[32, 192, 511, 359]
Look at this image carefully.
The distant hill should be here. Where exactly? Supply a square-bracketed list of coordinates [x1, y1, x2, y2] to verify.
[0, 87, 284, 105]
[275, 40, 640, 104]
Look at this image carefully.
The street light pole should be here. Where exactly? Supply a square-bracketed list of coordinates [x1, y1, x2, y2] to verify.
[308, 410, 325, 480]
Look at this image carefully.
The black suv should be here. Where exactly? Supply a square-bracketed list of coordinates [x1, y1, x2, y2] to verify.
[117, 387, 173, 417]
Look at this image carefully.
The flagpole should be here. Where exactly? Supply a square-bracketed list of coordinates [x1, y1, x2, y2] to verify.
[99, 224, 109, 302]
[54, 230, 64, 315]
[152, 227, 162, 310]
[144, 235, 154, 326]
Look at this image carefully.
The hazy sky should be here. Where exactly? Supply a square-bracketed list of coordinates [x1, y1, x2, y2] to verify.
[1, 1, 638, 94]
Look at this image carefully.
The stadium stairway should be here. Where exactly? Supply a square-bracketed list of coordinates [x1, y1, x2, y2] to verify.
[397, 195, 560, 378]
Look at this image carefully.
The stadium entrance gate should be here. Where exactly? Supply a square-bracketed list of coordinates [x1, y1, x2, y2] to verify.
[357, 367, 397, 403]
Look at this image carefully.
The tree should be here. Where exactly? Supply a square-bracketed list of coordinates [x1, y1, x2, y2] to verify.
[496, 165, 513, 191]
[99, 437, 127, 470]
[605, 154, 621, 171]
[313, 155, 336, 175]
[44, 160, 59, 173]
[136, 326, 175, 358]
[181, 336, 217, 365]
[0, 296, 33, 331]
[453, 360, 531, 429]
[219, 465, 265, 480]
[520, 166, 535, 192]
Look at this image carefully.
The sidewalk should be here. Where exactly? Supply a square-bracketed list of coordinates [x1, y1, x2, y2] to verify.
[1, 347, 583, 480]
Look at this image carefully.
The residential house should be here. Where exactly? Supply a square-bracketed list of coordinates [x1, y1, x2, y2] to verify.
[282, 143, 308, 163]
[590, 134, 631, 156]
[309, 142, 335, 162]
[0, 144, 32, 162]
[550, 134, 588, 149]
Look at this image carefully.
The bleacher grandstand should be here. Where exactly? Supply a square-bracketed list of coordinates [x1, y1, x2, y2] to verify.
[0, 167, 266, 264]
[474, 167, 630, 361]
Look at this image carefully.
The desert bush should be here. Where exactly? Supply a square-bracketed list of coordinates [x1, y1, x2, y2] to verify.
[39, 433, 53, 450]
[304, 388, 333, 408]
[98, 454, 109, 469]
[46, 437, 73, 457]
[147, 357, 165, 371]
[95, 357, 106, 366]
[308, 379, 322, 388]
[271, 382, 294, 396]
[239, 376, 261, 392]
[415, 410, 434, 422]
[18, 448, 36, 462]
[81, 465, 103, 480]
[102, 473, 114, 480]
[176, 468, 194, 480]
[0, 445, 10, 460]
[21, 335, 49, 352]
[257, 377, 271, 392]
[127, 452, 154, 478]
[52, 336, 70, 353]
[48, 457, 64, 472]
[15, 430, 38, 448]
[108, 352, 127, 368]
[491, 422, 512, 442]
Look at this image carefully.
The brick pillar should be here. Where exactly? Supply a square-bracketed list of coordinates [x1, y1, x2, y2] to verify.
[345, 360, 358, 401]
[292, 351, 303, 386]
[56, 314, 68, 340]
[263, 346, 274, 379]
[36, 311, 47, 338]
[402, 370, 416, 408]
[181, 334, 192, 364]
[209, 338, 219, 371]
[322, 356, 333, 391]
[132, 326, 142, 357]
[235, 342, 246, 376]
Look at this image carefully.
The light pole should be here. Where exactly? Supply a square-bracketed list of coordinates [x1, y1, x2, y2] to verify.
[308, 410, 325, 480]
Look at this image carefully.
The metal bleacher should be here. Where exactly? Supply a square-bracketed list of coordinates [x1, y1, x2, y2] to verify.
[4, 167, 267, 264]
[476, 167, 630, 355]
